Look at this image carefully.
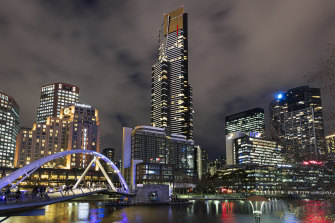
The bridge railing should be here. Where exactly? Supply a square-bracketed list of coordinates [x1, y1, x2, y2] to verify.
[0, 187, 107, 205]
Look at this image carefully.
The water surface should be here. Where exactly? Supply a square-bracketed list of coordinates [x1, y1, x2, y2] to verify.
[2, 199, 335, 223]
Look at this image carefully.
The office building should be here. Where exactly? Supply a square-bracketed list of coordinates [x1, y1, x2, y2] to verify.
[101, 148, 116, 173]
[151, 7, 194, 140]
[36, 82, 79, 123]
[122, 126, 196, 191]
[0, 91, 20, 167]
[217, 162, 334, 195]
[326, 134, 335, 161]
[225, 108, 265, 135]
[136, 162, 174, 185]
[269, 86, 325, 162]
[15, 103, 100, 169]
[196, 145, 209, 179]
[234, 134, 283, 166]
[226, 132, 247, 165]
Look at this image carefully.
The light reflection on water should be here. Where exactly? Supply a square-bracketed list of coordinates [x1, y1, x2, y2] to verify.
[2, 199, 335, 223]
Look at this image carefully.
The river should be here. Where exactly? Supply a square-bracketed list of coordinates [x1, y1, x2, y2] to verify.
[2, 199, 335, 223]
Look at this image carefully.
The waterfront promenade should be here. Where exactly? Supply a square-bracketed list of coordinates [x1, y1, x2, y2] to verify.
[0, 187, 107, 214]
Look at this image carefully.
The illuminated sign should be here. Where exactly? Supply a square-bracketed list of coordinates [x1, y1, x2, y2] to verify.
[249, 132, 262, 138]
[302, 160, 323, 165]
[64, 108, 70, 115]
[74, 103, 91, 109]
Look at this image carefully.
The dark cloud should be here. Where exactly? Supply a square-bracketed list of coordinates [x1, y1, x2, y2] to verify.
[1, 0, 335, 159]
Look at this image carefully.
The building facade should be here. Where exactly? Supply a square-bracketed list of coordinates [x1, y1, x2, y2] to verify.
[36, 82, 79, 123]
[136, 162, 174, 185]
[15, 103, 100, 169]
[233, 134, 283, 166]
[226, 132, 247, 166]
[269, 86, 325, 162]
[326, 134, 335, 161]
[0, 91, 20, 167]
[101, 148, 116, 173]
[122, 126, 196, 191]
[151, 7, 194, 140]
[217, 163, 334, 195]
[196, 145, 209, 179]
[225, 107, 265, 135]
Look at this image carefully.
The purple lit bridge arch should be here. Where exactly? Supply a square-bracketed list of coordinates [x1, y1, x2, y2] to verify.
[0, 150, 129, 193]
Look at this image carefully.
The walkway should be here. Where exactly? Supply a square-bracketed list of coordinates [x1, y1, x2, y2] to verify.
[0, 187, 107, 214]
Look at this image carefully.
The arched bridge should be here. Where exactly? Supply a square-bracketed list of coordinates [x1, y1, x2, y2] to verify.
[0, 149, 129, 192]
[0, 150, 131, 214]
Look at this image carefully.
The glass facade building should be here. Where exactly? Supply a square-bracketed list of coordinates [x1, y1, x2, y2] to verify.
[122, 125, 196, 191]
[233, 135, 283, 166]
[128, 126, 195, 177]
[37, 82, 79, 123]
[151, 7, 194, 140]
[0, 91, 19, 167]
[136, 162, 174, 185]
[269, 86, 325, 162]
[225, 107, 265, 135]
[217, 163, 335, 195]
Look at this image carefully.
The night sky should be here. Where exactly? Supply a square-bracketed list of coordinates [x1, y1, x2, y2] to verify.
[1, 0, 335, 159]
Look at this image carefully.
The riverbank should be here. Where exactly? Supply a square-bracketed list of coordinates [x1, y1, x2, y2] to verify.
[104, 201, 192, 207]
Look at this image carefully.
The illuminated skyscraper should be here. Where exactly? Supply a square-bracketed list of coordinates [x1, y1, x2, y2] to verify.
[0, 91, 19, 167]
[269, 86, 325, 162]
[36, 82, 79, 123]
[151, 7, 194, 140]
[225, 108, 265, 135]
[15, 103, 100, 169]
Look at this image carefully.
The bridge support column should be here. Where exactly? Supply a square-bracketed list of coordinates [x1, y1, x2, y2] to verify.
[95, 157, 117, 191]
[73, 158, 95, 189]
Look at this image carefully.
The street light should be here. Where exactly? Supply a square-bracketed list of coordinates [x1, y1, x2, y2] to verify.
[246, 195, 269, 223]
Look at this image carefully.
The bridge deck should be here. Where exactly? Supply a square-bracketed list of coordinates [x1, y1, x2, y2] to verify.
[0, 188, 107, 215]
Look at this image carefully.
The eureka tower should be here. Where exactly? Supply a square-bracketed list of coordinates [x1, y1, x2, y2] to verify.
[151, 7, 194, 140]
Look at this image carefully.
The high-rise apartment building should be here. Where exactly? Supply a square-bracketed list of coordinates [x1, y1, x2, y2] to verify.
[225, 108, 265, 135]
[36, 82, 79, 123]
[269, 86, 325, 162]
[151, 7, 194, 140]
[0, 91, 20, 167]
[15, 103, 100, 169]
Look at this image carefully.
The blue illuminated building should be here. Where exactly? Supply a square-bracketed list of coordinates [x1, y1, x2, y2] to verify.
[269, 86, 325, 162]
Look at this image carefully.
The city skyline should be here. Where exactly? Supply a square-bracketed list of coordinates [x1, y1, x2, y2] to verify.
[1, 1, 335, 158]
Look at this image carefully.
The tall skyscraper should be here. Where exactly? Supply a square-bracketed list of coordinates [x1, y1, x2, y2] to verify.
[15, 103, 100, 169]
[225, 107, 265, 135]
[269, 86, 325, 162]
[36, 82, 79, 123]
[151, 7, 194, 140]
[0, 91, 19, 167]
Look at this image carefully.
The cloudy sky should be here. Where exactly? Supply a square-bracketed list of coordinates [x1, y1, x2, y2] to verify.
[1, 0, 335, 159]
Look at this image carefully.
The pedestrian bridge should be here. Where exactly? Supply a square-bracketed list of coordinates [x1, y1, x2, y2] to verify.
[0, 187, 108, 214]
[0, 150, 131, 214]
